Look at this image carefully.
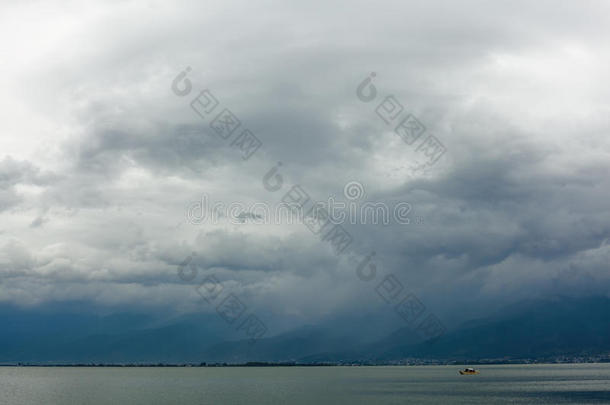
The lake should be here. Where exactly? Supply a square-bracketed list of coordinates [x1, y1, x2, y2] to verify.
[1, 363, 610, 404]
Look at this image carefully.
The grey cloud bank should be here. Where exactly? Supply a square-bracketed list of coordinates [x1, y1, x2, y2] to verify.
[0, 0, 609, 334]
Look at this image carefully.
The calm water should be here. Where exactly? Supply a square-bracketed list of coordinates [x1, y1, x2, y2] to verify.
[1, 364, 610, 404]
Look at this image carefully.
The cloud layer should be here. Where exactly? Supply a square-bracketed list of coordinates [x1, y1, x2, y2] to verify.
[1, 0, 609, 330]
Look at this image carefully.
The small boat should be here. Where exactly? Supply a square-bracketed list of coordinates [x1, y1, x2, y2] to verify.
[459, 367, 480, 375]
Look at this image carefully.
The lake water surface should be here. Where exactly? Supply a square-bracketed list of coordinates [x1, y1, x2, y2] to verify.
[1, 363, 610, 404]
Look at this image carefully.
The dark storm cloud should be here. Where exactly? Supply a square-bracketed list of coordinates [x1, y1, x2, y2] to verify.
[1, 0, 609, 327]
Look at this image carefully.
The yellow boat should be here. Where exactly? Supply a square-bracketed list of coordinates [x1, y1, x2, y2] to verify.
[459, 367, 480, 375]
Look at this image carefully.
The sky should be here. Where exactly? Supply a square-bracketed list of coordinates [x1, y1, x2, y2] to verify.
[1, 0, 609, 332]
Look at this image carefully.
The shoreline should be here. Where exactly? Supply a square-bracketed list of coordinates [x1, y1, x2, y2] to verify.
[2, 359, 610, 367]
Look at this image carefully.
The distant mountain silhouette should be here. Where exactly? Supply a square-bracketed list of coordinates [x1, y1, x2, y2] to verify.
[195, 296, 610, 362]
[0, 309, 234, 363]
[1, 296, 609, 363]
[372, 296, 610, 361]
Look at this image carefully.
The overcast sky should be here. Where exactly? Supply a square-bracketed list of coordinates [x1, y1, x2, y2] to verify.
[1, 0, 609, 330]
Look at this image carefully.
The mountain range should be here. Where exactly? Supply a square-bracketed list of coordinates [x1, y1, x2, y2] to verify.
[1, 296, 609, 364]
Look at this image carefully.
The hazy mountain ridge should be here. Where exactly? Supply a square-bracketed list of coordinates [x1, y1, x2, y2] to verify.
[1, 296, 609, 363]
